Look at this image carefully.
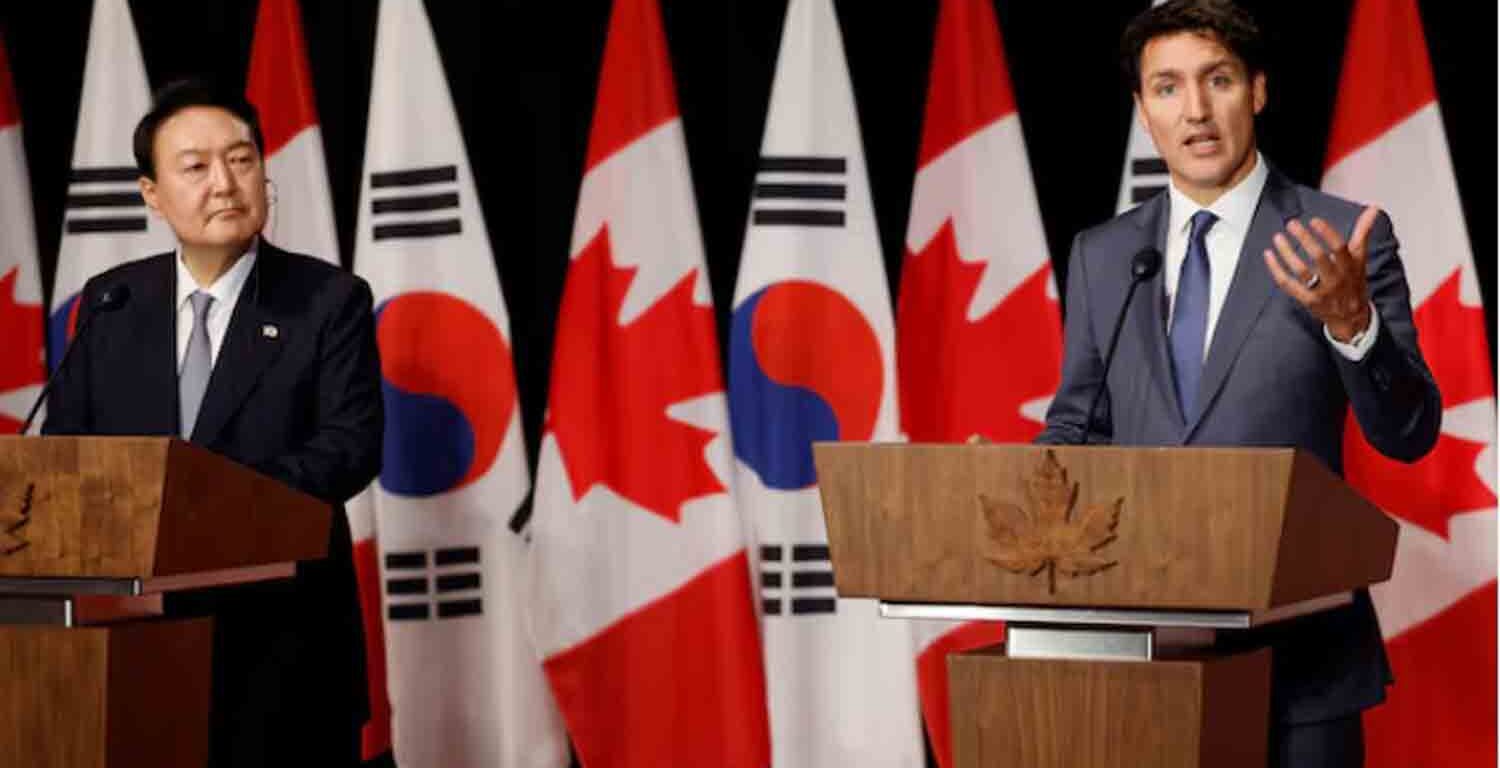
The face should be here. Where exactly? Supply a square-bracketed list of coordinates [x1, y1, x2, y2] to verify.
[1135, 31, 1266, 202]
[139, 105, 267, 251]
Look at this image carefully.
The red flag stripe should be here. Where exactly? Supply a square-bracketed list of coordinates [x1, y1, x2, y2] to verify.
[584, 0, 680, 171]
[915, 0, 1018, 167]
[542, 553, 769, 768]
[1364, 581, 1497, 766]
[1323, 0, 1438, 171]
[246, 0, 321, 157]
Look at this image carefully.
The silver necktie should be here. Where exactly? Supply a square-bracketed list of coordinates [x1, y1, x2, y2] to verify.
[179, 291, 214, 438]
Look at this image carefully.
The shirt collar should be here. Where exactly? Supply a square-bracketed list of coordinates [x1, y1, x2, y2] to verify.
[175, 238, 258, 312]
[1167, 150, 1269, 238]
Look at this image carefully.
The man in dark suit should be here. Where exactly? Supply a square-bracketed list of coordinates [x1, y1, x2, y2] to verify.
[43, 79, 380, 767]
[1037, 2, 1441, 766]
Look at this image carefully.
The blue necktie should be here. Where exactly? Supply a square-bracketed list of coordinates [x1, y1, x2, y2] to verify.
[1170, 210, 1217, 419]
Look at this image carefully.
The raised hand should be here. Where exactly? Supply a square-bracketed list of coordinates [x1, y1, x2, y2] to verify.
[1262, 205, 1380, 342]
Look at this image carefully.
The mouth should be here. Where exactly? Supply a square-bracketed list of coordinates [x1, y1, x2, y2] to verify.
[1183, 131, 1223, 156]
[209, 208, 246, 220]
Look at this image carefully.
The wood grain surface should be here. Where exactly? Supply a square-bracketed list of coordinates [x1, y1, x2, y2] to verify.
[0, 618, 212, 768]
[0, 436, 330, 578]
[814, 443, 1396, 611]
[949, 646, 1271, 768]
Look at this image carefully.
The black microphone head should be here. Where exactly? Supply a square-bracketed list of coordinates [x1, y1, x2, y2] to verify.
[93, 284, 130, 312]
[1131, 248, 1162, 281]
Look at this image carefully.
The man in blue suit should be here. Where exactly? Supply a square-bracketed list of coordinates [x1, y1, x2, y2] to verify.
[1038, 2, 1441, 766]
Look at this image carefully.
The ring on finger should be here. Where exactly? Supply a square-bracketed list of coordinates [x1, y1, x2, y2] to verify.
[1304, 272, 1322, 290]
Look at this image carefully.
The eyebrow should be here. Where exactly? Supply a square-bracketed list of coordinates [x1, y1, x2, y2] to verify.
[173, 140, 257, 158]
[1147, 58, 1240, 81]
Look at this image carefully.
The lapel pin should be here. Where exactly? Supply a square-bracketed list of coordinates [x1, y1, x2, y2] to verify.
[262, 324, 279, 339]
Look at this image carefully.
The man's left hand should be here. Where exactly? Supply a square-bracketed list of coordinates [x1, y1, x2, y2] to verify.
[1262, 205, 1380, 342]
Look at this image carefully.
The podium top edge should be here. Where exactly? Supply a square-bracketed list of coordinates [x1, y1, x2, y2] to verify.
[878, 593, 1353, 629]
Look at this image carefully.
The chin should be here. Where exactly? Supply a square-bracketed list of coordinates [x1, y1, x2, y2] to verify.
[188, 230, 258, 251]
[1175, 160, 1238, 191]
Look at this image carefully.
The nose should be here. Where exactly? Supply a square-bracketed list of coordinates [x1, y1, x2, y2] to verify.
[208, 157, 238, 195]
[1184, 81, 1211, 124]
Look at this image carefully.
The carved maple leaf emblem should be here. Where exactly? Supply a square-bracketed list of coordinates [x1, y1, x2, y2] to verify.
[978, 450, 1121, 593]
[0, 482, 33, 556]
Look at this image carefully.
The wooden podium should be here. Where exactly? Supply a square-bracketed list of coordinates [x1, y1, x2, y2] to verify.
[814, 443, 1397, 768]
[0, 436, 333, 768]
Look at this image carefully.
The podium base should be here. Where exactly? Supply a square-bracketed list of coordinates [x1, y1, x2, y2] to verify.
[950, 644, 1270, 768]
[0, 619, 212, 768]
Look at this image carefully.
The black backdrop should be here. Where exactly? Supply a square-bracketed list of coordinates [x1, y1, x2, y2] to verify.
[3, 0, 1494, 479]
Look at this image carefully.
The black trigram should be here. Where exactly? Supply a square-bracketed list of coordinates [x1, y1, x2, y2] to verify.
[761, 543, 836, 616]
[383, 546, 483, 621]
[1127, 156, 1169, 204]
[64, 166, 147, 235]
[370, 164, 462, 241]
[751, 156, 847, 228]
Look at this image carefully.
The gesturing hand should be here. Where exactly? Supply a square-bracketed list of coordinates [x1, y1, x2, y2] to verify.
[1262, 205, 1380, 342]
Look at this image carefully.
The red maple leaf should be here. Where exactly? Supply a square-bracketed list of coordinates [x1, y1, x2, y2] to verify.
[547, 225, 726, 523]
[1344, 269, 1496, 538]
[897, 219, 1063, 442]
[0, 267, 44, 434]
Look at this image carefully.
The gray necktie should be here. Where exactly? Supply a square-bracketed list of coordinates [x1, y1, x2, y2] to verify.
[179, 291, 214, 438]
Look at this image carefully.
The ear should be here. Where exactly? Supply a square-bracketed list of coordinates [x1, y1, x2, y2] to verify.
[1251, 71, 1267, 115]
[1133, 91, 1148, 131]
[138, 175, 161, 216]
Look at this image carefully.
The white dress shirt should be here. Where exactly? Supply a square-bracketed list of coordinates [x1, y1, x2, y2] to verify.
[175, 240, 257, 373]
[1164, 152, 1377, 362]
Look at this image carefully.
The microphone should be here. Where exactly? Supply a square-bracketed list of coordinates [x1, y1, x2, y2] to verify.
[1078, 248, 1161, 445]
[18, 284, 132, 435]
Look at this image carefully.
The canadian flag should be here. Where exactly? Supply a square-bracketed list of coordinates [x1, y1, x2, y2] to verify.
[526, 0, 770, 765]
[1321, 0, 1496, 765]
[0, 37, 45, 435]
[348, 1, 569, 765]
[246, 0, 338, 264]
[729, 0, 923, 765]
[49, 0, 172, 364]
[896, 0, 1061, 765]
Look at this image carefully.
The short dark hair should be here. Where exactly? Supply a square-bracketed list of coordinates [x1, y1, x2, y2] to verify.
[1121, 0, 1265, 92]
[132, 78, 265, 179]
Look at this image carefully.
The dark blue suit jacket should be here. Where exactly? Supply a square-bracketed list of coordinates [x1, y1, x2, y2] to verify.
[1039, 166, 1441, 724]
[44, 241, 382, 766]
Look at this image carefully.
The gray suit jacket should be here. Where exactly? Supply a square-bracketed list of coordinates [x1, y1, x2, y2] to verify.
[1038, 166, 1441, 723]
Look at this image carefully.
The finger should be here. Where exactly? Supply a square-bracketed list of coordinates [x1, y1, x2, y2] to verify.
[1264, 249, 1315, 305]
[1272, 232, 1314, 280]
[1285, 219, 1331, 270]
[1307, 218, 1346, 257]
[1347, 205, 1381, 264]
[1307, 217, 1355, 278]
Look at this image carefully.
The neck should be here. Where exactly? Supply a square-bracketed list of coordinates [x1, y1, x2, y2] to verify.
[180, 240, 250, 289]
[1173, 148, 1259, 208]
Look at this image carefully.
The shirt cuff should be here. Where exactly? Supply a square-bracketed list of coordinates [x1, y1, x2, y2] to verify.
[1324, 302, 1380, 361]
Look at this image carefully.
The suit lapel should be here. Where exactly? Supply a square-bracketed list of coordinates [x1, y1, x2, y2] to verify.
[1129, 193, 1184, 430]
[189, 246, 287, 446]
[1184, 168, 1301, 437]
[134, 254, 180, 434]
